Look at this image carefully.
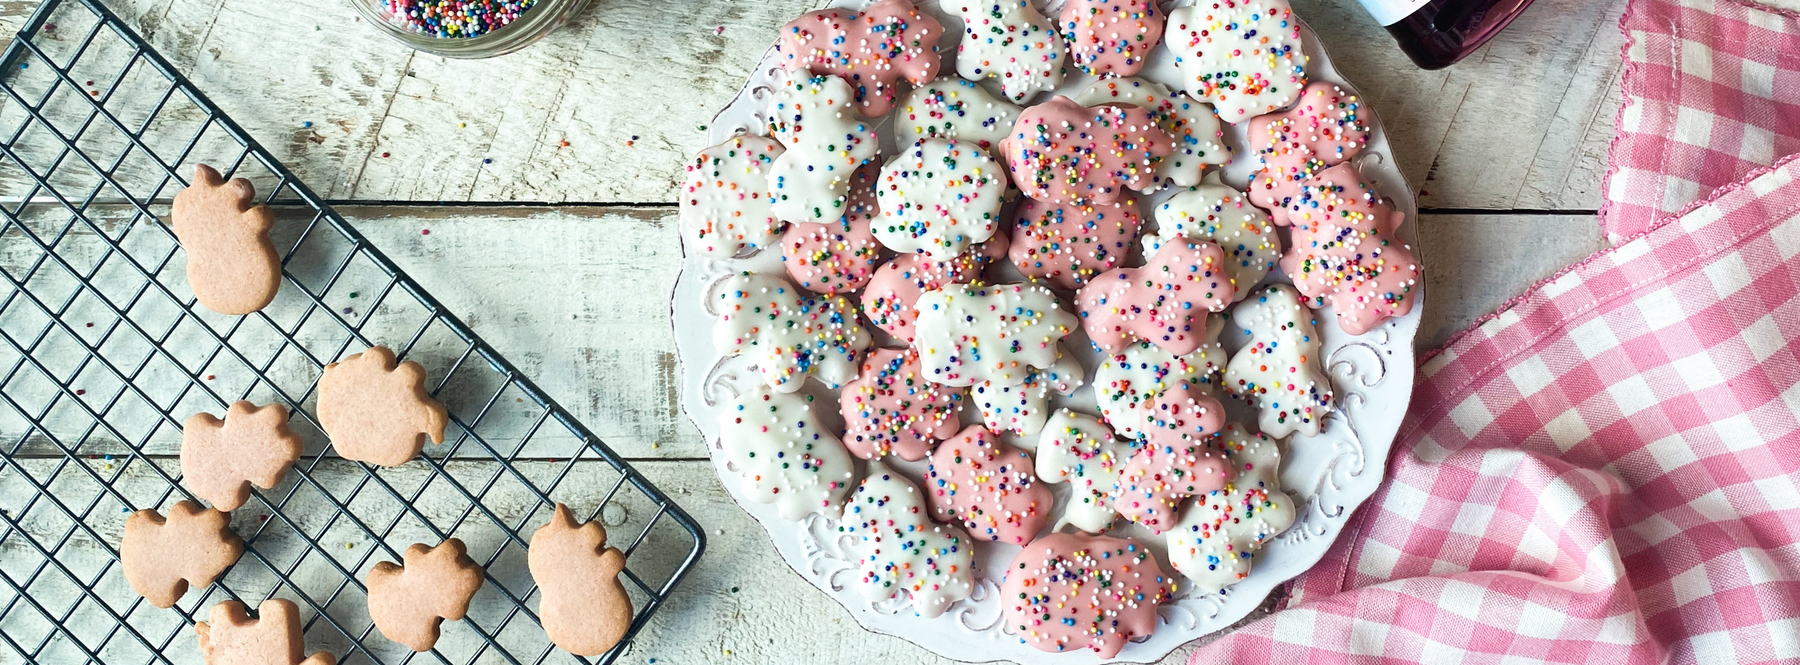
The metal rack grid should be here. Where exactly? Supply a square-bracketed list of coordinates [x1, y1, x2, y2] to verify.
[0, 1, 705, 663]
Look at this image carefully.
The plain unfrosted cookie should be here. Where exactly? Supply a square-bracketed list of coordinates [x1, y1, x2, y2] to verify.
[170, 164, 280, 315]
[528, 504, 633, 657]
[1077, 236, 1232, 355]
[1000, 532, 1172, 658]
[873, 138, 1007, 259]
[180, 401, 301, 511]
[317, 346, 448, 467]
[926, 425, 1052, 544]
[1147, 175, 1279, 302]
[946, 0, 1066, 102]
[121, 500, 243, 608]
[1059, 0, 1164, 77]
[779, 163, 883, 294]
[1002, 96, 1174, 204]
[366, 538, 484, 652]
[1071, 77, 1226, 189]
[913, 282, 1078, 387]
[712, 271, 869, 392]
[720, 384, 856, 519]
[860, 234, 1008, 343]
[839, 347, 964, 461]
[776, 0, 943, 117]
[679, 134, 785, 258]
[1223, 284, 1333, 438]
[1034, 409, 1134, 532]
[839, 464, 976, 617]
[1166, 422, 1295, 593]
[1165, 0, 1307, 123]
[195, 599, 336, 665]
[896, 78, 1022, 152]
[1008, 196, 1141, 290]
[765, 70, 880, 224]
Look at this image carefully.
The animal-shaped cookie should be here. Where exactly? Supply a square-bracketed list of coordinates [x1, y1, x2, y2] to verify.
[121, 501, 243, 608]
[860, 234, 1008, 342]
[1112, 430, 1234, 532]
[972, 343, 1084, 436]
[1147, 175, 1279, 302]
[1000, 532, 1172, 658]
[679, 134, 786, 258]
[195, 599, 337, 665]
[895, 78, 1022, 153]
[1077, 236, 1231, 355]
[1059, 0, 1164, 77]
[1223, 284, 1333, 438]
[712, 271, 870, 392]
[1071, 77, 1226, 189]
[765, 70, 880, 224]
[180, 401, 301, 511]
[1008, 196, 1141, 290]
[1093, 317, 1229, 442]
[776, 0, 944, 117]
[1001, 96, 1174, 204]
[1278, 163, 1421, 335]
[779, 162, 883, 294]
[839, 465, 976, 617]
[365, 538, 484, 651]
[945, 0, 1066, 102]
[317, 346, 449, 467]
[873, 138, 1006, 259]
[720, 384, 856, 519]
[170, 164, 280, 315]
[1246, 81, 1370, 225]
[1165, 0, 1307, 123]
[1166, 423, 1295, 593]
[913, 282, 1078, 387]
[839, 347, 965, 461]
[528, 504, 633, 657]
[1034, 409, 1135, 532]
[926, 425, 1052, 544]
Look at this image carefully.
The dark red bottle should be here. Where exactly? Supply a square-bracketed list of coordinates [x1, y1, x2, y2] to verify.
[1361, 0, 1539, 69]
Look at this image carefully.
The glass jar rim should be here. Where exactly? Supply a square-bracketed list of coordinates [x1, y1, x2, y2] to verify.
[346, 0, 592, 59]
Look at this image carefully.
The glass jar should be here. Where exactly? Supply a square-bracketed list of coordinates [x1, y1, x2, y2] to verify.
[347, 0, 592, 59]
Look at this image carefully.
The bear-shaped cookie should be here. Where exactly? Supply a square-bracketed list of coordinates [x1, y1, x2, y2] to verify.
[317, 346, 449, 467]
[366, 538, 485, 651]
[765, 70, 881, 225]
[170, 163, 280, 315]
[720, 384, 857, 519]
[180, 400, 301, 511]
[946, 0, 1066, 102]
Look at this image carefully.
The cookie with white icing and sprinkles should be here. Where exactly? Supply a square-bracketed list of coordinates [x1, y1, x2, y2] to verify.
[1165, 0, 1307, 124]
[719, 384, 856, 520]
[839, 464, 976, 616]
[946, 0, 1067, 103]
[874, 138, 1007, 259]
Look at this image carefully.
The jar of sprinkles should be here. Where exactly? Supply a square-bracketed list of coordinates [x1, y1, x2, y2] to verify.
[348, 0, 590, 58]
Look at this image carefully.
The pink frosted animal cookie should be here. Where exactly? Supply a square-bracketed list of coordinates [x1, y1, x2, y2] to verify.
[1077, 236, 1231, 355]
[712, 271, 870, 392]
[913, 282, 1079, 387]
[1072, 77, 1226, 189]
[1059, 0, 1164, 77]
[1000, 532, 1173, 658]
[1008, 196, 1141, 290]
[1223, 284, 1332, 438]
[1165, 422, 1295, 593]
[1246, 81, 1370, 225]
[1001, 96, 1174, 204]
[776, 0, 943, 117]
[679, 135, 785, 258]
[860, 234, 1008, 342]
[1278, 163, 1420, 335]
[839, 347, 964, 461]
[946, 0, 1066, 103]
[839, 464, 976, 617]
[1112, 431, 1234, 533]
[779, 163, 883, 294]
[873, 138, 1007, 259]
[1165, 0, 1307, 123]
[925, 425, 1052, 544]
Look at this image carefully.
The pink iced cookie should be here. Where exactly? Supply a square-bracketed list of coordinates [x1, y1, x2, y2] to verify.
[925, 425, 1052, 544]
[860, 234, 1008, 342]
[780, 163, 883, 294]
[1000, 532, 1173, 658]
[1059, 0, 1164, 77]
[776, 0, 943, 117]
[1113, 433, 1233, 533]
[839, 347, 964, 461]
[1001, 97, 1174, 204]
[1279, 164, 1420, 335]
[1247, 82, 1370, 226]
[1009, 197, 1141, 291]
[1077, 237, 1231, 355]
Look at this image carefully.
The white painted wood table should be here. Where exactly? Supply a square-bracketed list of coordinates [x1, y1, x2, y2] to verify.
[0, 0, 1622, 662]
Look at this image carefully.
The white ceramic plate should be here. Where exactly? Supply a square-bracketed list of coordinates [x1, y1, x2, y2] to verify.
[671, 2, 1420, 662]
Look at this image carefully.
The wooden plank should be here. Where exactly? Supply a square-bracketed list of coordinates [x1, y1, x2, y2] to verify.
[1415, 214, 1608, 349]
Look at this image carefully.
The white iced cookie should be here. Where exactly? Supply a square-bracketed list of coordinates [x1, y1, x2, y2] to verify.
[679, 135, 786, 258]
[1034, 409, 1135, 532]
[895, 79, 1023, 153]
[719, 384, 855, 520]
[1147, 175, 1278, 302]
[765, 70, 880, 223]
[973, 343, 1085, 437]
[1071, 77, 1226, 189]
[1092, 316, 1228, 441]
[945, 0, 1066, 103]
[874, 138, 1006, 259]
[1223, 284, 1332, 438]
[1166, 422, 1295, 593]
[914, 282, 1078, 387]
[712, 271, 870, 392]
[839, 464, 976, 617]
[1164, 0, 1307, 124]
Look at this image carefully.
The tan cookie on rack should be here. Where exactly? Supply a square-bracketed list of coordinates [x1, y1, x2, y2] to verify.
[120, 500, 243, 608]
[195, 599, 337, 665]
[180, 401, 302, 511]
[366, 538, 485, 652]
[529, 504, 633, 657]
[317, 346, 448, 467]
[170, 164, 281, 315]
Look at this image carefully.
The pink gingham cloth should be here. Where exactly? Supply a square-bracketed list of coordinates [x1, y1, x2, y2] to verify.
[1190, 153, 1800, 663]
[1600, 0, 1800, 241]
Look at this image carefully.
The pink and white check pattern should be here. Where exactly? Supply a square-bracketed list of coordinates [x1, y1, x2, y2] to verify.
[1600, 0, 1800, 241]
[1191, 154, 1800, 664]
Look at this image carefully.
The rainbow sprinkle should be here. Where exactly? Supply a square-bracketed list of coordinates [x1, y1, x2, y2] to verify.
[383, 0, 538, 38]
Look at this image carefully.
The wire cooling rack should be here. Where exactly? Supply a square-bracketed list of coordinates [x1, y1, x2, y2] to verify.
[0, 0, 704, 663]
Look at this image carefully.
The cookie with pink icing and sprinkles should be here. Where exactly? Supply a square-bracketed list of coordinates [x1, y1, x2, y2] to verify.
[1076, 236, 1232, 355]
[1278, 163, 1420, 335]
[780, 163, 884, 294]
[1000, 532, 1173, 658]
[1165, 0, 1307, 124]
[860, 233, 1008, 342]
[925, 425, 1052, 544]
[776, 0, 943, 117]
[1059, 0, 1164, 77]
[1246, 81, 1370, 226]
[679, 135, 785, 258]
[1000, 96, 1175, 204]
[1008, 196, 1142, 290]
[1072, 76, 1227, 190]
[1145, 175, 1280, 302]
[873, 138, 1007, 259]
[839, 347, 965, 461]
[712, 271, 870, 393]
[1111, 429, 1233, 533]
[946, 0, 1067, 103]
